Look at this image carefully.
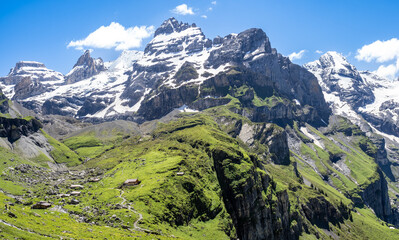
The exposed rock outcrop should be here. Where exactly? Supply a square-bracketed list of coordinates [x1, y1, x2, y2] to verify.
[302, 196, 349, 229]
[237, 122, 290, 165]
[0, 117, 42, 143]
[353, 169, 391, 221]
[212, 148, 302, 240]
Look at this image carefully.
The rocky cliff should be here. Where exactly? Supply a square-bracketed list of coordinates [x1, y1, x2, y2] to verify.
[0, 117, 42, 143]
[211, 139, 301, 240]
[354, 169, 391, 221]
[123, 18, 331, 125]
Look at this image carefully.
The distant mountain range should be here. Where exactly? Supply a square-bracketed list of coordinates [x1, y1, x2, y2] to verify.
[2, 18, 398, 144]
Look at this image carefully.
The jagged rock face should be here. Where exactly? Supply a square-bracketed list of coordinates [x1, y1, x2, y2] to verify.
[122, 17, 330, 125]
[203, 29, 329, 120]
[65, 50, 105, 84]
[206, 28, 272, 68]
[243, 103, 319, 126]
[358, 71, 399, 137]
[368, 136, 389, 166]
[0, 50, 141, 119]
[154, 17, 198, 37]
[0, 117, 42, 143]
[138, 84, 199, 120]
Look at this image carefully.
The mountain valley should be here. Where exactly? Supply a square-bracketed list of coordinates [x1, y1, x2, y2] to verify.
[0, 18, 398, 240]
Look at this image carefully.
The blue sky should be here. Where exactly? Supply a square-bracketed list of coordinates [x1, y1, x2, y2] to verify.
[1, 0, 399, 78]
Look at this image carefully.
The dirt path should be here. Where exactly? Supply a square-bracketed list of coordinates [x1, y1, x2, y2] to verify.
[118, 189, 151, 233]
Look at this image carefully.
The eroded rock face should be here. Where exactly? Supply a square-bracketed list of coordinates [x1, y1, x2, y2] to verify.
[211, 148, 302, 240]
[237, 122, 290, 165]
[0, 117, 42, 143]
[65, 50, 105, 84]
[0, 61, 65, 100]
[302, 196, 348, 229]
[353, 169, 391, 221]
[138, 84, 199, 120]
[361, 112, 399, 137]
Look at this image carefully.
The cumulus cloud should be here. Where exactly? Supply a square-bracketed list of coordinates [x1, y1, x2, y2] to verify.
[171, 4, 194, 15]
[315, 50, 323, 54]
[201, 15, 208, 19]
[67, 22, 154, 51]
[375, 62, 399, 79]
[356, 38, 399, 79]
[208, 7, 213, 11]
[211, 1, 217, 4]
[289, 50, 306, 61]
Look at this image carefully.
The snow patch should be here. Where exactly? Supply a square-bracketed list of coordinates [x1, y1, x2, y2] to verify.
[300, 127, 324, 149]
[178, 105, 199, 113]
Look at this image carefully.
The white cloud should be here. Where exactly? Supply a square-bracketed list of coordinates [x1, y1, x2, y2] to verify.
[211, 1, 217, 5]
[171, 4, 194, 15]
[201, 15, 208, 19]
[315, 50, 323, 54]
[208, 7, 213, 11]
[288, 50, 306, 61]
[356, 38, 399, 79]
[375, 62, 399, 79]
[356, 38, 399, 63]
[67, 22, 154, 51]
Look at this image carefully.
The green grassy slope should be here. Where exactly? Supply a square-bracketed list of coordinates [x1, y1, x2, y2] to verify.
[0, 106, 397, 239]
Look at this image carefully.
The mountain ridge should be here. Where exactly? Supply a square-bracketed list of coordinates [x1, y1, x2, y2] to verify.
[0, 18, 399, 239]
[0, 17, 330, 126]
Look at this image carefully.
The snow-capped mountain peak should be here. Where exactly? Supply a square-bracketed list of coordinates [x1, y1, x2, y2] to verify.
[305, 51, 357, 76]
[154, 17, 197, 37]
[10, 61, 46, 75]
[65, 50, 105, 84]
[319, 51, 351, 69]
[0, 18, 330, 125]
[305, 51, 375, 124]
[144, 18, 209, 57]
[2, 61, 64, 84]
[305, 52, 399, 139]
